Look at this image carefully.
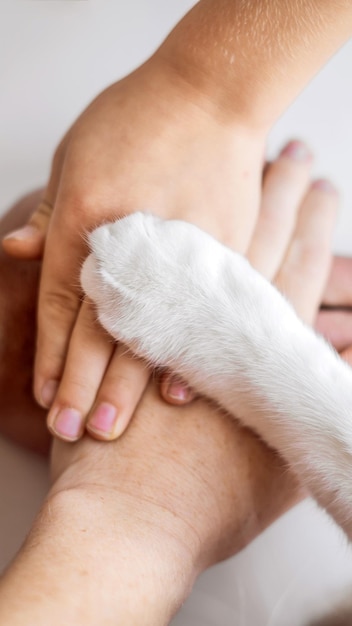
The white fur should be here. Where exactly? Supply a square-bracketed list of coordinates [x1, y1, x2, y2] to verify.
[81, 213, 352, 538]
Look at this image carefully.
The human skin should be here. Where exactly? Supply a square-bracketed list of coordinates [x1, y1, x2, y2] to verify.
[0, 394, 303, 626]
[0, 145, 348, 624]
[1, 142, 349, 452]
[3, 0, 352, 444]
[316, 257, 352, 354]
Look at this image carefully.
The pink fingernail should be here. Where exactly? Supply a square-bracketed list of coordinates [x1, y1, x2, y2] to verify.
[40, 379, 59, 408]
[53, 408, 82, 440]
[312, 179, 338, 194]
[280, 140, 312, 162]
[166, 381, 191, 402]
[3, 225, 40, 241]
[88, 403, 117, 435]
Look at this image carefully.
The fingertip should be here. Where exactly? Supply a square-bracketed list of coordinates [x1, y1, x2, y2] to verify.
[311, 178, 339, 195]
[86, 402, 133, 441]
[340, 345, 352, 366]
[2, 225, 45, 259]
[2, 195, 53, 259]
[86, 402, 120, 441]
[85, 424, 124, 442]
[279, 139, 313, 163]
[306, 178, 340, 224]
[47, 406, 85, 442]
[160, 374, 196, 406]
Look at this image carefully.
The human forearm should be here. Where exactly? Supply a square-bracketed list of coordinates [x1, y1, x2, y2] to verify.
[0, 487, 190, 626]
[0, 397, 300, 626]
[0, 380, 302, 626]
[159, 0, 352, 128]
[1, 169, 334, 623]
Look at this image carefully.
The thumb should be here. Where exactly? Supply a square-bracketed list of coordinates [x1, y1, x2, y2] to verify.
[2, 198, 53, 260]
[2, 132, 67, 260]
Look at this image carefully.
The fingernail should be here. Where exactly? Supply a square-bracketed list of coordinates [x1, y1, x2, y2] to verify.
[40, 379, 59, 408]
[166, 380, 192, 402]
[51, 408, 82, 440]
[3, 225, 40, 241]
[312, 178, 338, 194]
[88, 403, 117, 436]
[280, 140, 312, 162]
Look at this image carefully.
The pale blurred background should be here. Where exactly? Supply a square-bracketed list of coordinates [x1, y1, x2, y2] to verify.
[0, 2, 352, 624]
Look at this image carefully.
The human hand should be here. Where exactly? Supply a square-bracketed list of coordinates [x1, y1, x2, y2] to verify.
[0, 141, 342, 453]
[0, 152, 312, 622]
[3, 52, 266, 443]
[45, 145, 338, 620]
[0, 381, 303, 626]
[159, 150, 342, 406]
[0, 141, 341, 625]
[45, 383, 303, 624]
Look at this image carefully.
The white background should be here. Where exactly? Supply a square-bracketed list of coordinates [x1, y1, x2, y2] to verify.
[1, 2, 352, 624]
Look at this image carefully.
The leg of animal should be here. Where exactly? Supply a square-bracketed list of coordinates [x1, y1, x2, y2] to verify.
[81, 213, 352, 538]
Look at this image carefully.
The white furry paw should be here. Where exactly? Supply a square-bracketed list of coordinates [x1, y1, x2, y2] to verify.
[80, 212, 294, 386]
[81, 212, 242, 370]
[81, 213, 352, 545]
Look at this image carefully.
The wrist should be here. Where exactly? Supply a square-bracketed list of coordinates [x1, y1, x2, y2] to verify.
[49, 481, 197, 619]
[0, 487, 195, 626]
[144, 45, 270, 135]
[156, 0, 352, 130]
[47, 487, 197, 624]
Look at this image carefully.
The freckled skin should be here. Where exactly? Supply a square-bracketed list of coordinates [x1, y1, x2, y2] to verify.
[160, 0, 352, 126]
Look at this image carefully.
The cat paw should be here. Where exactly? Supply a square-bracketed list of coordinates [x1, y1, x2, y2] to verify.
[80, 212, 289, 381]
[81, 212, 227, 368]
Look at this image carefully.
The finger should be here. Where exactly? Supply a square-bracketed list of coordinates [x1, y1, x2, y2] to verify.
[321, 256, 352, 307]
[34, 207, 90, 407]
[86, 346, 149, 441]
[247, 140, 313, 279]
[159, 372, 197, 406]
[2, 199, 53, 259]
[47, 299, 114, 440]
[33, 148, 112, 407]
[275, 179, 339, 324]
[2, 138, 67, 260]
[340, 346, 352, 366]
[315, 309, 352, 352]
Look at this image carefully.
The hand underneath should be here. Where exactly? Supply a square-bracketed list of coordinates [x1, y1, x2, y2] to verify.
[44, 380, 302, 624]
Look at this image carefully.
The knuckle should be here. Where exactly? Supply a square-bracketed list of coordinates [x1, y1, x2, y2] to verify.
[57, 188, 106, 232]
[79, 301, 111, 338]
[301, 240, 330, 266]
[41, 288, 79, 319]
[291, 240, 331, 277]
[107, 372, 135, 392]
[103, 370, 145, 399]
[32, 201, 53, 223]
[65, 373, 92, 395]
[67, 191, 109, 225]
[58, 379, 93, 409]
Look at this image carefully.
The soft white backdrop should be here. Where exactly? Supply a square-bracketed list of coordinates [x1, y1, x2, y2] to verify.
[1, 2, 352, 624]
